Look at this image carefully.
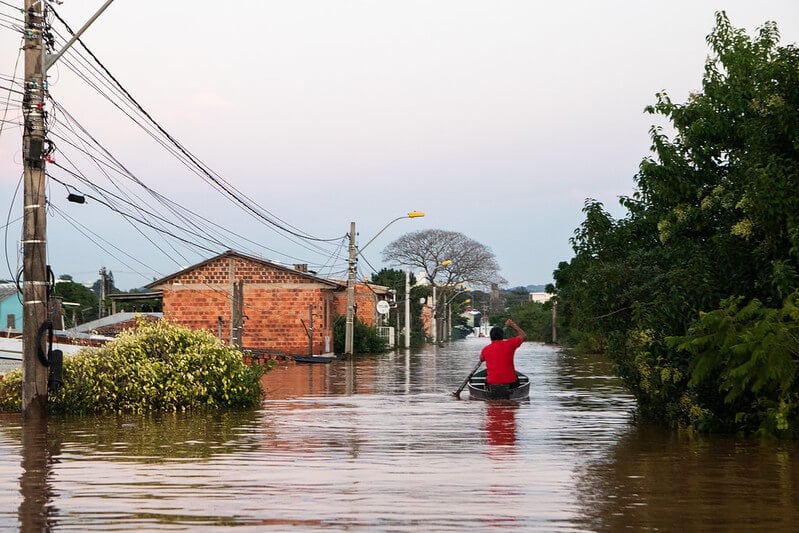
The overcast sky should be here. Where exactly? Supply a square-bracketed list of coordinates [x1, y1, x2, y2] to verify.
[2, 1, 798, 290]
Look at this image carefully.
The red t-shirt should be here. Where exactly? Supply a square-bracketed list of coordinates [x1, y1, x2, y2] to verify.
[480, 336, 522, 384]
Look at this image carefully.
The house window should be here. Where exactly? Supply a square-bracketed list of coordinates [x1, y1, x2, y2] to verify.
[7, 314, 15, 329]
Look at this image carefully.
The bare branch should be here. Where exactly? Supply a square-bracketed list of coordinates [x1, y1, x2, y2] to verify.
[381, 229, 506, 289]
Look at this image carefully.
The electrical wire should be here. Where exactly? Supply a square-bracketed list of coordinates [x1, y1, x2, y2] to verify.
[49, 203, 160, 281]
[0, 37, 22, 141]
[47, 96, 348, 268]
[47, 93, 342, 262]
[43, 23, 343, 263]
[0, 1, 23, 13]
[49, 6, 345, 245]
[3, 173, 22, 282]
[5, 6, 353, 291]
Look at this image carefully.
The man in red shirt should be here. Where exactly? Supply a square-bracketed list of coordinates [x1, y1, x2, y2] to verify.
[480, 319, 527, 399]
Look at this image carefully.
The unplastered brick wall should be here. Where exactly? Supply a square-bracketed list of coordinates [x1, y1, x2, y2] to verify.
[332, 284, 378, 325]
[154, 254, 368, 354]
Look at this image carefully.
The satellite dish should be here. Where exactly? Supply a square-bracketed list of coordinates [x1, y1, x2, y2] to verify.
[376, 300, 391, 315]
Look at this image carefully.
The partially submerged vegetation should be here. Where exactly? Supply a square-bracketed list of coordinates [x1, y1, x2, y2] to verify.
[0, 320, 268, 414]
[553, 14, 799, 437]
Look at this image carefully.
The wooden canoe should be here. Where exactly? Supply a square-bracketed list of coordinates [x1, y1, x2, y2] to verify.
[468, 369, 530, 401]
[290, 354, 337, 364]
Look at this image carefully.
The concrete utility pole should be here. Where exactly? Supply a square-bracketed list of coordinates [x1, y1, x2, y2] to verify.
[404, 269, 410, 349]
[431, 285, 437, 343]
[345, 222, 356, 355]
[21, 0, 49, 417]
[231, 280, 243, 348]
[98, 267, 107, 318]
[21, 0, 116, 418]
[552, 299, 558, 344]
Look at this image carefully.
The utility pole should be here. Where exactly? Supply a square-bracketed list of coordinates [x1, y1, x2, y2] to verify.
[431, 285, 437, 343]
[344, 213, 423, 354]
[308, 304, 314, 356]
[345, 222, 356, 355]
[21, 0, 49, 418]
[231, 280, 243, 348]
[98, 267, 107, 318]
[404, 269, 411, 349]
[21, 0, 116, 418]
[552, 299, 558, 344]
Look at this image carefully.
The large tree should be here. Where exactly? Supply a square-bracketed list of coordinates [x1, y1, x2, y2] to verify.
[381, 229, 506, 289]
[554, 13, 799, 436]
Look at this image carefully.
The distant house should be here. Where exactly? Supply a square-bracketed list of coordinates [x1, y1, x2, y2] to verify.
[147, 250, 384, 356]
[0, 283, 22, 332]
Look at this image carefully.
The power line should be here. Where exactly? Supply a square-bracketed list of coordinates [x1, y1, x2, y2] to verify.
[45, 56, 344, 260]
[5, 6, 351, 288]
[47, 96, 347, 267]
[49, 6, 345, 245]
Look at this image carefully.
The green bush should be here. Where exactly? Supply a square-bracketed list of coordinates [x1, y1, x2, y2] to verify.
[332, 315, 390, 354]
[0, 319, 268, 414]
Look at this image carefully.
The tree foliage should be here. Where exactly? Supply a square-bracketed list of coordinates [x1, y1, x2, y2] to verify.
[553, 13, 799, 436]
[369, 268, 428, 348]
[491, 301, 554, 343]
[54, 279, 99, 325]
[382, 229, 506, 289]
[332, 316, 389, 354]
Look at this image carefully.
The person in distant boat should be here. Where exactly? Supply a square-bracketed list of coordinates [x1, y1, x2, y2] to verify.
[480, 319, 527, 400]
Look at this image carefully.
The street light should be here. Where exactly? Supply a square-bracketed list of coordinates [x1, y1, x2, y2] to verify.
[345, 211, 425, 355]
[430, 260, 453, 344]
[445, 287, 470, 341]
[358, 211, 424, 253]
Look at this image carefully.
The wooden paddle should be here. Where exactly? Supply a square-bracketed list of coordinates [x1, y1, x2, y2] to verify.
[452, 359, 483, 398]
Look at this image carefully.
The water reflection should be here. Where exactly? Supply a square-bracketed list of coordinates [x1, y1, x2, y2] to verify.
[576, 425, 799, 531]
[483, 402, 519, 449]
[18, 414, 56, 531]
[1, 341, 798, 530]
[1, 410, 264, 530]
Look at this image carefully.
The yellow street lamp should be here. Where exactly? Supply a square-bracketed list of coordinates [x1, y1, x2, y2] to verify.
[345, 211, 425, 355]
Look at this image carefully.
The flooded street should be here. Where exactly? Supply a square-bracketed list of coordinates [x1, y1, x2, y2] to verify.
[1, 338, 798, 530]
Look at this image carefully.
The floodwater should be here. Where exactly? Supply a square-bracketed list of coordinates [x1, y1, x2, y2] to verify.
[1, 338, 798, 531]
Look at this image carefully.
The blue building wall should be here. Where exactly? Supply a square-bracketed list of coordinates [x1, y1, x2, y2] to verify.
[0, 287, 23, 331]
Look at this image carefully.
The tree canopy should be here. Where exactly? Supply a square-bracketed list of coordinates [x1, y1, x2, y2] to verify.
[54, 279, 99, 326]
[381, 229, 506, 290]
[553, 13, 799, 436]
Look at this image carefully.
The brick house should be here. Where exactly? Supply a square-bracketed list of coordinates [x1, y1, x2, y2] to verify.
[147, 251, 384, 355]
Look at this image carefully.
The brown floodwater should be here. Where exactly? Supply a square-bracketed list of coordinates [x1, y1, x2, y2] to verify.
[1, 338, 798, 531]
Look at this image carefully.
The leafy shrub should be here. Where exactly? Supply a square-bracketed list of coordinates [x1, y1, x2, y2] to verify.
[0, 319, 268, 414]
[332, 315, 389, 354]
[0, 370, 22, 412]
[670, 294, 799, 436]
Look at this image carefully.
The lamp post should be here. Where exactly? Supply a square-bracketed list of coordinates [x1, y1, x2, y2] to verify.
[345, 211, 424, 355]
[404, 268, 411, 349]
[429, 259, 452, 344]
[445, 287, 470, 341]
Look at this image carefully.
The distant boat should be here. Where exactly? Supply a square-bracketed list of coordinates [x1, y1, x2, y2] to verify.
[467, 369, 530, 401]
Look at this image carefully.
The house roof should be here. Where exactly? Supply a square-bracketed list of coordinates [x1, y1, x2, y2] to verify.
[0, 283, 19, 302]
[145, 250, 344, 289]
[72, 312, 163, 334]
